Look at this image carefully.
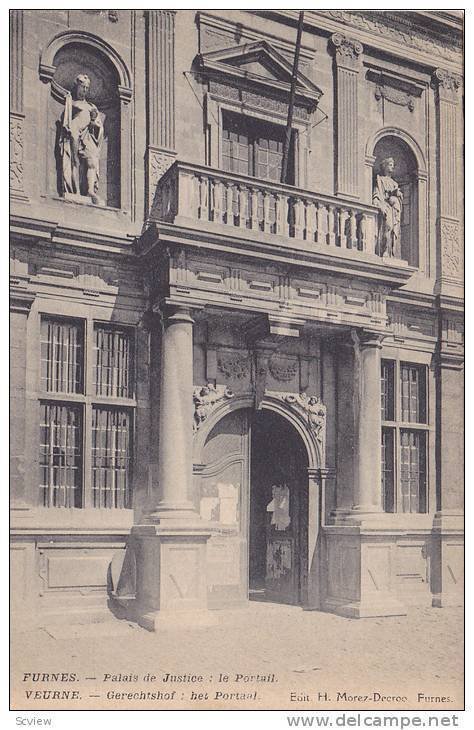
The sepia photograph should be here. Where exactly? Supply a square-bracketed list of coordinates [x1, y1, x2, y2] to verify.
[9, 5, 464, 720]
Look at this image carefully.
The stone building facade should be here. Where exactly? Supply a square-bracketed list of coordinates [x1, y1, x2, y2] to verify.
[10, 10, 463, 629]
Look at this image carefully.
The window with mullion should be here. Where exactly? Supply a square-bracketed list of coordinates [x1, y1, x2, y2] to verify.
[39, 316, 135, 509]
[380, 360, 428, 513]
[91, 407, 132, 509]
[41, 318, 83, 394]
[39, 402, 83, 508]
[94, 325, 132, 399]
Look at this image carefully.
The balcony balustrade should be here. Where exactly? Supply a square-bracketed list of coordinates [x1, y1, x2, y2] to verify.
[151, 161, 382, 258]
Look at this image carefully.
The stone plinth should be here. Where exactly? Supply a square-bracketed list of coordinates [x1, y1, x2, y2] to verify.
[131, 523, 216, 631]
[324, 525, 407, 618]
[431, 512, 463, 608]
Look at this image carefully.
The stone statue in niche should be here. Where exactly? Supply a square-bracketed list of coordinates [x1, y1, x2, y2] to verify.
[373, 157, 403, 258]
[59, 74, 105, 205]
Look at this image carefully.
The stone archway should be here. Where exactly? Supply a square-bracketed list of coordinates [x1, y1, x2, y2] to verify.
[192, 389, 327, 610]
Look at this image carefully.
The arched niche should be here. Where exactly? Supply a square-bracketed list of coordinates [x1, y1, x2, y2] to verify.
[366, 128, 428, 272]
[40, 32, 132, 211]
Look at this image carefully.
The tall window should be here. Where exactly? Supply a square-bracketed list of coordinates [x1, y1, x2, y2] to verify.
[39, 317, 134, 508]
[381, 360, 428, 513]
[222, 111, 294, 184]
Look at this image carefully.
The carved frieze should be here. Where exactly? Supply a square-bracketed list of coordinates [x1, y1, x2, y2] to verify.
[193, 383, 234, 431]
[217, 353, 250, 380]
[208, 80, 310, 120]
[323, 11, 462, 63]
[268, 356, 298, 382]
[441, 219, 462, 279]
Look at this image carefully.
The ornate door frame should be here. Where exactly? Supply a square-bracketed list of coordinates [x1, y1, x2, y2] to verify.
[193, 388, 328, 609]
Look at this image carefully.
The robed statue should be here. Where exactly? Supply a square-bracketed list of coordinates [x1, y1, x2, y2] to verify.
[373, 157, 403, 258]
[59, 74, 105, 205]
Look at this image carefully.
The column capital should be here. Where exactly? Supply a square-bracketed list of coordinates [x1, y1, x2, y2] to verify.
[351, 328, 385, 350]
[158, 304, 195, 327]
[432, 68, 463, 101]
[330, 33, 363, 69]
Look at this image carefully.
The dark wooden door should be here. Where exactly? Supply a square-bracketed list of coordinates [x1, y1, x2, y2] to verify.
[249, 410, 307, 605]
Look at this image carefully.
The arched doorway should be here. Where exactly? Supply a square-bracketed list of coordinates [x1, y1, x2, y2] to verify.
[194, 393, 324, 610]
[249, 409, 308, 604]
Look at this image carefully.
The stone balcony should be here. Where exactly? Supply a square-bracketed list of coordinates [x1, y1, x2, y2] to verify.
[148, 161, 413, 287]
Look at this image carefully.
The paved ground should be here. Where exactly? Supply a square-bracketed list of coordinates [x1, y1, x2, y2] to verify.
[11, 602, 463, 712]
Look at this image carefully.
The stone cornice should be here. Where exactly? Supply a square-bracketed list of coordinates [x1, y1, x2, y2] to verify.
[10, 214, 138, 255]
[257, 10, 462, 72]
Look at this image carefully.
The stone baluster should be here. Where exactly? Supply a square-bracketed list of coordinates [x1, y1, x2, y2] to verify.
[338, 208, 348, 248]
[225, 182, 234, 225]
[197, 175, 208, 221]
[263, 191, 272, 234]
[306, 201, 316, 244]
[275, 193, 288, 237]
[327, 205, 336, 246]
[212, 178, 223, 223]
[250, 187, 260, 231]
[316, 202, 325, 245]
[238, 185, 247, 228]
[349, 209, 358, 249]
[293, 197, 305, 239]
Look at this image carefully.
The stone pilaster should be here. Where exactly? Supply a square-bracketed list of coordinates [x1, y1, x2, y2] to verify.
[10, 287, 35, 508]
[432, 69, 463, 294]
[146, 10, 177, 212]
[10, 10, 27, 201]
[330, 33, 363, 199]
[431, 311, 464, 608]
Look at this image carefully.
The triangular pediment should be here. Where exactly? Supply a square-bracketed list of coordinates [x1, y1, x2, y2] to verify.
[198, 41, 322, 108]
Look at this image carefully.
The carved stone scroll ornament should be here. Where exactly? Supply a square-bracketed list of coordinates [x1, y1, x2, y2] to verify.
[277, 393, 326, 444]
[193, 383, 234, 432]
[432, 69, 463, 95]
[9, 115, 24, 192]
[217, 353, 250, 380]
[330, 33, 363, 68]
[441, 219, 462, 278]
[375, 84, 415, 112]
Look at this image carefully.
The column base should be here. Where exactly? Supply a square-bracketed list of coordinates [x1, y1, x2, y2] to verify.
[324, 595, 407, 619]
[138, 609, 217, 632]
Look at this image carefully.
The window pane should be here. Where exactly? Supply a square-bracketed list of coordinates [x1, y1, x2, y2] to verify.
[92, 408, 132, 508]
[39, 403, 82, 507]
[381, 360, 395, 421]
[400, 364, 426, 423]
[40, 319, 83, 394]
[400, 430, 427, 513]
[381, 428, 395, 512]
[222, 113, 250, 175]
[94, 326, 132, 398]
